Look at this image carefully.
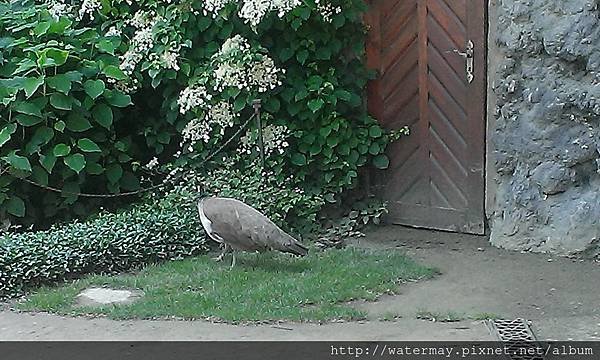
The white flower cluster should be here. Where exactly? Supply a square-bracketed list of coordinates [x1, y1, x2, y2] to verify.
[238, 124, 290, 157]
[178, 85, 212, 114]
[145, 157, 159, 170]
[182, 118, 212, 149]
[213, 35, 283, 93]
[315, 0, 342, 23]
[180, 101, 236, 149]
[200, 0, 301, 27]
[119, 11, 159, 76]
[201, 0, 235, 18]
[148, 43, 182, 71]
[207, 101, 236, 134]
[47, 0, 70, 20]
[105, 26, 122, 37]
[77, 0, 102, 20]
[249, 56, 283, 93]
[238, 0, 302, 27]
[112, 78, 139, 94]
[161, 45, 181, 71]
[220, 35, 250, 57]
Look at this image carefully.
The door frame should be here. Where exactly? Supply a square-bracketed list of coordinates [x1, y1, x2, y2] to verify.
[365, 0, 489, 234]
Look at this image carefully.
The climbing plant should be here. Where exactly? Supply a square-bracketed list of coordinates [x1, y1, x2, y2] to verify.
[0, 0, 401, 227]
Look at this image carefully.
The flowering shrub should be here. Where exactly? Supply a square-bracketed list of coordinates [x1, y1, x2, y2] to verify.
[0, 0, 397, 227]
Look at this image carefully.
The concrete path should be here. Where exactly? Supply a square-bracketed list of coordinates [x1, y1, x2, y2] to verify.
[1, 226, 599, 340]
[0, 311, 492, 341]
[351, 226, 600, 341]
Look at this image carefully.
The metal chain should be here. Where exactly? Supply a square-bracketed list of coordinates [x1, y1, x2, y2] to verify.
[13, 110, 258, 199]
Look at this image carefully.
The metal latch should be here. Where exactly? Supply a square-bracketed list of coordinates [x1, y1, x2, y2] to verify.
[452, 40, 474, 83]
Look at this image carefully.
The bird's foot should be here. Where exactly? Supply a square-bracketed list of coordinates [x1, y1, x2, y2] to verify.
[212, 253, 225, 262]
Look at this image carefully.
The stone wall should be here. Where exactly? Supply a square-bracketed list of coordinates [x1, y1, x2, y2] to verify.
[488, 0, 600, 256]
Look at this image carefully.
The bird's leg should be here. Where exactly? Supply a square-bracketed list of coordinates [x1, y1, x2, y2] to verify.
[230, 252, 236, 269]
[213, 244, 230, 262]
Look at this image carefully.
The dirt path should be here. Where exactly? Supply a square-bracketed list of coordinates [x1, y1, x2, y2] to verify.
[1, 226, 599, 340]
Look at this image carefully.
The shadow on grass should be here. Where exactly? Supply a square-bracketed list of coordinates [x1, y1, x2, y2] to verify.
[235, 253, 311, 273]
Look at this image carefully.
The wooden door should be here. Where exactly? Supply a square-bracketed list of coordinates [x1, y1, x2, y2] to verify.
[366, 0, 487, 234]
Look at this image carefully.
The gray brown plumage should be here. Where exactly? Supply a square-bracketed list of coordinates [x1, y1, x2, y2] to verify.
[197, 197, 308, 267]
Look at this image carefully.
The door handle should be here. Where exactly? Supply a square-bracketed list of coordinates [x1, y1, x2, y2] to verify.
[452, 40, 474, 83]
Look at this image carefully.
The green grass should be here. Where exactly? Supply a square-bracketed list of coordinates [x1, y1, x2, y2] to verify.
[416, 310, 466, 322]
[17, 248, 435, 323]
[378, 311, 403, 322]
[471, 312, 503, 320]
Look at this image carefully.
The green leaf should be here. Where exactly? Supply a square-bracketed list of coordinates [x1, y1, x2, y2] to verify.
[46, 74, 72, 94]
[77, 138, 101, 152]
[296, 49, 309, 64]
[307, 75, 323, 91]
[104, 90, 132, 107]
[92, 103, 113, 129]
[369, 125, 383, 138]
[13, 101, 42, 117]
[233, 95, 247, 112]
[23, 77, 45, 98]
[333, 13, 346, 28]
[39, 153, 57, 173]
[64, 153, 86, 173]
[50, 92, 73, 110]
[53, 143, 71, 157]
[106, 163, 123, 183]
[102, 65, 127, 80]
[12, 59, 36, 75]
[368, 142, 381, 155]
[86, 161, 104, 175]
[26, 126, 54, 154]
[327, 136, 339, 147]
[54, 120, 66, 132]
[264, 97, 280, 113]
[291, 153, 307, 166]
[15, 114, 42, 127]
[65, 71, 83, 83]
[33, 21, 51, 37]
[3, 151, 32, 171]
[297, 7, 311, 20]
[334, 89, 352, 101]
[279, 48, 294, 61]
[197, 17, 212, 31]
[44, 48, 69, 66]
[96, 40, 116, 54]
[307, 99, 325, 113]
[48, 17, 72, 34]
[6, 196, 25, 217]
[0, 36, 15, 49]
[65, 113, 92, 132]
[372, 154, 390, 169]
[315, 47, 331, 60]
[83, 79, 105, 99]
[31, 165, 48, 186]
[0, 123, 17, 147]
[120, 172, 140, 191]
[325, 193, 336, 203]
[319, 126, 332, 138]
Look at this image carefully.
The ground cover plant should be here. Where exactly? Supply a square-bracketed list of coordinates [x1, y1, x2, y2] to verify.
[17, 248, 436, 322]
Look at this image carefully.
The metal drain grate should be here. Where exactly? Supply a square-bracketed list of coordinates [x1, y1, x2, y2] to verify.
[488, 319, 537, 342]
[486, 319, 545, 360]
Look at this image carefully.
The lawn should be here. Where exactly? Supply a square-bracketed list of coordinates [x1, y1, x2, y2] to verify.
[17, 247, 436, 323]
